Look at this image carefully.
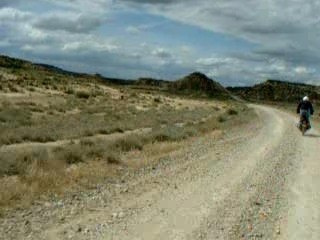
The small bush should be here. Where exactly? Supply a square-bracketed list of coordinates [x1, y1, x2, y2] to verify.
[98, 129, 110, 135]
[55, 146, 84, 165]
[86, 145, 105, 158]
[84, 130, 95, 137]
[105, 153, 121, 165]
[111, 127, 124, 133]
[217, 116, 227, 123]
[29, 106, 45, 113]
[8, 84, 19, 93]
[1, 147, 51, 176]
[227, 108, 238, 115]
[113, 135, 143, 151]
[76, 90, 90, 99]
[0, 108, 32, 126]
[154, 97, 161, 103]
[65, 88, 75, 94]
[151, 126, 189, 142]
[80, 139, 95, 146]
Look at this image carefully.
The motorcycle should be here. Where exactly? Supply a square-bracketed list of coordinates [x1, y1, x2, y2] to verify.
[298, 113, 311, 136]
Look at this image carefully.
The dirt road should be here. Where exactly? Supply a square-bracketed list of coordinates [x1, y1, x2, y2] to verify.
[1, 105, 320, 239]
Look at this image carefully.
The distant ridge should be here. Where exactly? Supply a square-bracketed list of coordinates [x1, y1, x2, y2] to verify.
[0, 55, 133, 85]
[135, 78, 170, 88]
[228, 79, 320, 102]
[0, 54, 237, 99]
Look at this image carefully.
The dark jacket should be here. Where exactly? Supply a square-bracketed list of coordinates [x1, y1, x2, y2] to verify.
[297, 100, 314, 115]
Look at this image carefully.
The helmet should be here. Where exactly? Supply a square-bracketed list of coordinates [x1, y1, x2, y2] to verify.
[303, 96, 309, 101]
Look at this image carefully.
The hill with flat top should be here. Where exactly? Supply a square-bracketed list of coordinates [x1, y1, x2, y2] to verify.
[228, 79, 320, 102]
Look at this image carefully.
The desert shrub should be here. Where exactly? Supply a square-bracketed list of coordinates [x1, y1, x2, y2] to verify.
[111, 127, 125, 133]
[151, 126, 190, 142]
[84, 130, 95, 137]
[154, 97, 161, 103]
[65, 88, 75, 95]
[0, 147, 51, 176]
[104, 152, 121, 165]
[80, 139, 95, 146]
[196, 117, 218, 133]
[113, 134, 143, 151]
[227, 108, 238, 115]
[0, 108, 32, 126]
[20, 129, 56, 143]
[217, 115, 227, 123]
[130, 92, 138, 98]
[55, 145, 84, 164]
[86, 147, 105, 158]
[90, 89, 104, 97]
[28, 87, 36, 92]
[29, 105, 45, 113]
[0, 132, 23, 145]
[8, 84, 19, 93]
[98, 129, 109, 135]
[76, 90, 90, 99]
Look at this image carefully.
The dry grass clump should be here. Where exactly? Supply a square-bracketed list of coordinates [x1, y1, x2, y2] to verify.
[113, 134, 144, 151]
[150, 125, 195, 142]
[154, 97, 161, 103]
[75, 90, 90, 99]
[0, 108, 32, 127]
[227, 108, 238, 115]
[217, 115, 227, 123]
[7, 84, 20, 93]
[64, 87, 75, 95]
[0, 147, 64, 177]
[104, 152, 121, 165]
[54, 145, 84, 165]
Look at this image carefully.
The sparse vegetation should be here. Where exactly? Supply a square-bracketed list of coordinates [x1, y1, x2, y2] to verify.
[228, 79, 320, 103]
[0, 55, 252, 210]
[227, 108, 238, 115]
[76, 90, 90, 99]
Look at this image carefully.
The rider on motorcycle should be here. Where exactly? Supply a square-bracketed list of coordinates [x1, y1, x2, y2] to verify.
[297, 96, 314, 130]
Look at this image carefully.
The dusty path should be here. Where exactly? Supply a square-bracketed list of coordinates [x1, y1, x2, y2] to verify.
[1, 105, 320, 239]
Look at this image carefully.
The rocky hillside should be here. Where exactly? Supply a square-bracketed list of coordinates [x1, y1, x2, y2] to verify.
[228, 80, 320, 102]
[0, 55, 132, 85]
[0, 55, 233, 99]
[134, 78, 170, 90]
[169, 72, 232, 99]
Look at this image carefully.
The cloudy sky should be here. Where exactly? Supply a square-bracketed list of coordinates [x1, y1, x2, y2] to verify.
[1, 0, 320, 86]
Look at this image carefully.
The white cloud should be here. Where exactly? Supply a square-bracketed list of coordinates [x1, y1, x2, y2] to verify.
[196, 57, 236, 66]
[294, 66, 315, 75]
[0, 7, 31, 21]
[2, 0, 320, 85]
[34, 12, 104, 33]
[62, 39, 118, 52]
[152, 47, 172, 58]
[116, 0, 320, 84]
[126, 26, 141, 34]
